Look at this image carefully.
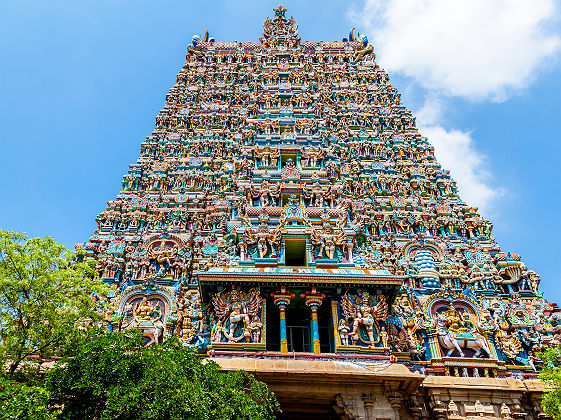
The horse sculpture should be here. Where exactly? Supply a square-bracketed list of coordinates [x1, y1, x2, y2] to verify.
[119, 301, 165, 346]
[139, 318, 165, 346]
[435, 312, 491, 358]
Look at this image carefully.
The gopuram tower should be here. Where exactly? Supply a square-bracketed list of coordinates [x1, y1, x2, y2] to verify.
[81, 6, 560, 419]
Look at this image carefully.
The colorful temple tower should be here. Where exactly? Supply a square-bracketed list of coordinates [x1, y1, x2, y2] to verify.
[81, 6, 560, 419]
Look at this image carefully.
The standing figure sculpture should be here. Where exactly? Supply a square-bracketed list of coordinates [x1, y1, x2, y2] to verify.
[241, 223, 281, 259]
[311, 223, 347, 260]
[212, 289, 262, 343]
[341, 293, 388, 347]
[249, 179, 280, 207]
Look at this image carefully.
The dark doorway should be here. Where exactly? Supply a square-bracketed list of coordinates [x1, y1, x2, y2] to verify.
[266, 300, 280, 352]
[285, 239, 306, 266]
[318, 298, 334, 353]
[281, 153, 297, 167]
[287, 326, 310, 353]
[286, 303, 311, 352]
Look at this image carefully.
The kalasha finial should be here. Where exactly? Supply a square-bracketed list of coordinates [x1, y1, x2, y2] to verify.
[273, 5, 287, 17]
[262, 5, 299, 41]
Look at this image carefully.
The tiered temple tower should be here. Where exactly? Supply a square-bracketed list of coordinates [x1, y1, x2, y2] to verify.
[81, 6, 560, 419]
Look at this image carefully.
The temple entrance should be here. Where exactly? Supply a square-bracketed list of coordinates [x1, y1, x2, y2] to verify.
[265, 291, 334, 353]
[318, 298, 334, 353]
[286, 303, 311, 352]
[266, 301, 280, 352]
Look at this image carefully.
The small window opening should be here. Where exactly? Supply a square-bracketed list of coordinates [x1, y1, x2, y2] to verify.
[285, 239, 306, 266]
[281, 153, 297, 167]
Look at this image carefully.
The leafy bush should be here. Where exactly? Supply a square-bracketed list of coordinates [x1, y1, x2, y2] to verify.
[540, 347, 561, 419]
[46, 331, 280, 420]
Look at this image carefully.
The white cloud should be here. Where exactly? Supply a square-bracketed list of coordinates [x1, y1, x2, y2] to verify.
[416, 99, 502, 215]
[350, 0, 561, 100]
[347, 0, 560, 213]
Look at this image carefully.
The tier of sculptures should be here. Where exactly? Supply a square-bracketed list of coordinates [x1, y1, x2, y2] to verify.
[80, 6, 559, 379]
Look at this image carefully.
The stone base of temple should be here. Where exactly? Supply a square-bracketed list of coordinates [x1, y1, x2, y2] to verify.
[428, 357, 508, 377]
[212, 354, 550, 420]
[335, 345, 389, 355]
[314, 259, 340, 268]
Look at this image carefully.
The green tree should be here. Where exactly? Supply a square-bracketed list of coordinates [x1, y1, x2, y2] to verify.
[46, 330, 280, 420]
[540, 347, 561, 419]
[0, 231, 279, 419]
[0, 374, 55, 420]
[0, 230, 108, 377]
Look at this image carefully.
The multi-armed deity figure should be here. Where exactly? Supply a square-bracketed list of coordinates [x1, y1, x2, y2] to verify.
[240, 223, 281, 259]
[248, 180, 281, 207]
[311, 223, 347, 260]
[211, 289, 262, 343]
[341, 293, 389, 347]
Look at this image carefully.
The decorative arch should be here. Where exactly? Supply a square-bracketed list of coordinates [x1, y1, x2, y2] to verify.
[401, 241, 444, 261]
[116, 285, 176, 315]
[425, 293, 482, 322]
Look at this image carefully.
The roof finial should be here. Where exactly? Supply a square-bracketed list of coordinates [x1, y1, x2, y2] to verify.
[273, 5, 287, 17]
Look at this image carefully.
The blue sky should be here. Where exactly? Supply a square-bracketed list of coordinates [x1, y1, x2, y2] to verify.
[1, 0, 560, 302]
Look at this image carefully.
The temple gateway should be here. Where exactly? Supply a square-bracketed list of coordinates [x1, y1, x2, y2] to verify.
[80, 6, 560, 419]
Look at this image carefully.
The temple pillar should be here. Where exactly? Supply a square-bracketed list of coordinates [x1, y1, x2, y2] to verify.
[407, 393, 422, 420]
[310, 304, 320, 354]
[301, 287, 325, 354]
[386, 392, 403, 420]
[279, 304, 288, 352]
[361, 393, 376, 420]
[426, 329, 439, 359]
[271, 287, 295, 353]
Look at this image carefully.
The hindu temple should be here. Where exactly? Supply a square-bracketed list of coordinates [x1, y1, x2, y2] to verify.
[79, 6, 560, 419]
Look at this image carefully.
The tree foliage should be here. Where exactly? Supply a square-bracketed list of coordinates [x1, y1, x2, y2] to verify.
[46, 330, 280, 420]
[0, 230, 108, 376]
[540, 347, 561, 419]
[0, 374, 55, 420]
[0, 231, 279, 419]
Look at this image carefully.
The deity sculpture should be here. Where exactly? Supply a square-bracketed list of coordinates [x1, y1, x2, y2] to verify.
[300, 146, 325, 168]
[211, 289, 262, 343]
[187, 32, 209, 59]
[119, 297, 166, 346]
[254, 146, 280, 167]
[247, 315, 263, 343]
[434, 306, 491, 358]
[496, 329, 524, 360]
[135, 297, 153, 323]
[248, 179, 281, 207]
[311, 222, 347, 260]
[240, 223, 281, 259]
[338, 319, 351, 345]
[341, 293, 388, 347]
[353, 33, 373, 60]
[174, 291, 203, 345]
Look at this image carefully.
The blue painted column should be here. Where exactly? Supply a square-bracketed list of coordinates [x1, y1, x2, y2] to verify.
[271, 287, 295, 353]
[279, 303, 288, 353]
[310, 303, 320, 354]
[301, 287, 325, 354]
